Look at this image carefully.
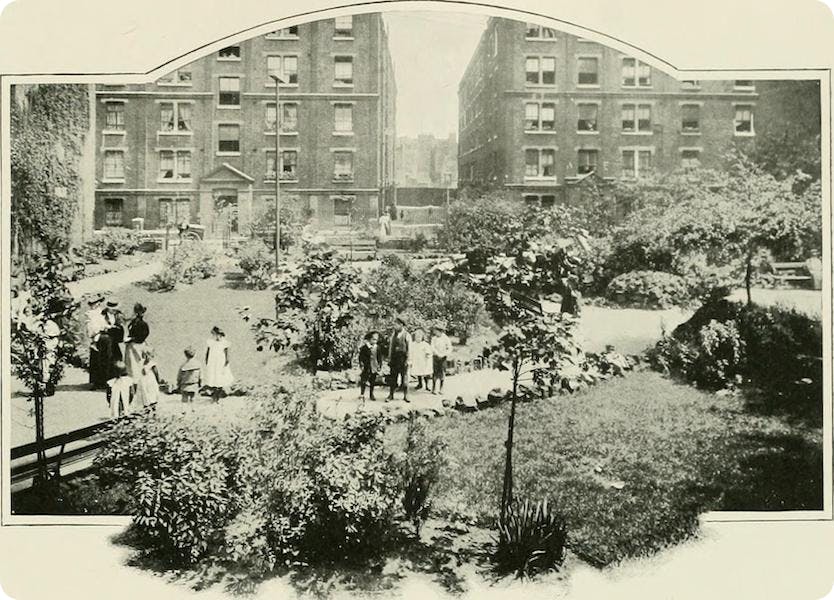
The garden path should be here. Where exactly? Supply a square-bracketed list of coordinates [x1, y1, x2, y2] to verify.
[316, 369, 513, 420]
[67, 259, 163, 297]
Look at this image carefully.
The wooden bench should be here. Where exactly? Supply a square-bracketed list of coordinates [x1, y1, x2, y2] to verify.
[11, 419, 116, 492]
[771, 262, 813, 287]
[327, 238, 378, 261]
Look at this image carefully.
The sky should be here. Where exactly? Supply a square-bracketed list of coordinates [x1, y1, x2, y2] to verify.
[383, 12, 488, 140]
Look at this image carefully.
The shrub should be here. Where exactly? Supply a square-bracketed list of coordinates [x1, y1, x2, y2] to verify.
[75, 228, 142, 263]
[605, 270, 690, 308]
[95, 413, 239, 565]
[495, 499, 568, 578]
[648, 298, 822, 395]
[144, 241, 218, 292]
[96, 385, 404, 575]
[230, 390, 400, 569]
[364, 256, 487, 342]
[396, 416, 448, 536]
[691, 320, 746, 389]
[236, 238, 274, 289]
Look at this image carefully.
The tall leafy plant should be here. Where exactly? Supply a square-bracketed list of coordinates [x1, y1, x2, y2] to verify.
[11, 248, 80, 483]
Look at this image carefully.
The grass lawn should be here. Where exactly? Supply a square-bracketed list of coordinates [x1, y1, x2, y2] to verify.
[107, 269, 281, 385]
[388, 370, 823, 567]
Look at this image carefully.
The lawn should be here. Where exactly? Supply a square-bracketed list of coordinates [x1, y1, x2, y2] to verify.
[107, 269, 279, 385]
[389, 370, 823, 567]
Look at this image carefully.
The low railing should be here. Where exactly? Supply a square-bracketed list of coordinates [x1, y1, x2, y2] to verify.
[10, 419, 115, 493]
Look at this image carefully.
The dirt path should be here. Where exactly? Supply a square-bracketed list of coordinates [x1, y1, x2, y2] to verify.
[67, 260, 163, 297]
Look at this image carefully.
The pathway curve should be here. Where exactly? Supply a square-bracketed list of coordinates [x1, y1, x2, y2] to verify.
[67, 259, 163, 297]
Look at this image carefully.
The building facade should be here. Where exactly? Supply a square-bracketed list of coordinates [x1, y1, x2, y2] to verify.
[458, 18, 762, 205]
[94, 13, 396, 235]
[395, 133, 458, 188]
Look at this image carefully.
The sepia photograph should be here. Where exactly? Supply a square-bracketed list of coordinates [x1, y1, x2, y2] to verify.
[0, 0, 832, 598]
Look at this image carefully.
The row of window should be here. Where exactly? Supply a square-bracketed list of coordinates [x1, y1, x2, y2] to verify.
[104, 100, 356, 135]
[101, 147, 357, 182]
[157, 54, 354, 90]
[521, 101, 755, 135]
[525, 55, 756, 90]
[521, 147, 702, 179]
[102, 193, 358, 227]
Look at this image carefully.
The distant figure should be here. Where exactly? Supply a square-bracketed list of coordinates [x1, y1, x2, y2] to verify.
[387, 318, 411, 402]
[177, 219, 188, 241]
[358, 331, 383, 401]
[378, 213, 391, 239]
[124, 303, 150, 389]
[409, 328, 433, 391]
[204, 326, 234, 402]
[107, 361, 133, 418]
[177, 347, 201, 403]
[135, 347, 161, 412]
[430, 324, 452, 395]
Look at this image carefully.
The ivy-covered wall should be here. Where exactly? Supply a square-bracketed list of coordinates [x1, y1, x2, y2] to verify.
[11, 84, 93, 256]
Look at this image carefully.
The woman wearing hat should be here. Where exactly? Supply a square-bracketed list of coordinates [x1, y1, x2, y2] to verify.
[96, 300, 125, 387]
[124, 303, 150, 389]
[86, 294, 108, 389]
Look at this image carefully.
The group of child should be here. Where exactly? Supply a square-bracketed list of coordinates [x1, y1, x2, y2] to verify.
[357, 319, 453, 402]
[105, 325, 234, 418]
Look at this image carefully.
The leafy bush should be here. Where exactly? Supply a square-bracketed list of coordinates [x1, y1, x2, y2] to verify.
[249, 205, 303, 251]
[364, 255, 487, 342]
[75, 228, 142, 263]
[605, 270, 690, 308]
[95, 414, 239, 564]
[96, 385, 405, 574]
[495, 499, 568, 578]
[648, 298, 822, 395]
[144, 241, 218, 292]
[236, 238, 274, 289]
[395, 416, 448, 536]
[692, 320, 746, 389]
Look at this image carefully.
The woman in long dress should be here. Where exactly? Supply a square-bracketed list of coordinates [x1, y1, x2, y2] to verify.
[204, 326, 233, 402]
[124, 303, 150, 390]
[97, 302, 124, 391]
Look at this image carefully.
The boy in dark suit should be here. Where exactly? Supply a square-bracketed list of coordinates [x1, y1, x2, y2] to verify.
[358, 331, 382, 401]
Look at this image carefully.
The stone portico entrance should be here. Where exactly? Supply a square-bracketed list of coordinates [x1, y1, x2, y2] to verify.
[198, 163, 255, 239]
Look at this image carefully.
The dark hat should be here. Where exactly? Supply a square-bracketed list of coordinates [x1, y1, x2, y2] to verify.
[87, 294, 104, 306]
[106, 300, 119, 308]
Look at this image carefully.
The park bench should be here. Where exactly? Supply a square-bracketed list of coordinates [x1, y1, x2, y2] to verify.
[10, 419, 115, 493]
[327, 237, 378, 261]
[770, 261, 813, 287]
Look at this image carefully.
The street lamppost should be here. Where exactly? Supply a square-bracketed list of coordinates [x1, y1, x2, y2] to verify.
[269, 72, 286, 270]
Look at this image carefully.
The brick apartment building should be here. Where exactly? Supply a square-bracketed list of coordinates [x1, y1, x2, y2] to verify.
[458, 17, 768, 206]
[94, 13, 396, 235]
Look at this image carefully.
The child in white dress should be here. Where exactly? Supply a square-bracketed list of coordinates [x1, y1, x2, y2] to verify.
[408, 328, 433, 391]
[136, 347, 161, 412]
[204, 326, 234, 402]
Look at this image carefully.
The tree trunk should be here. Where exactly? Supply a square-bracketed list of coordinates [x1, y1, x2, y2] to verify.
[744, 249, 754, 306]
[34, 393, 48, 487]
[500, 360, 519, 523]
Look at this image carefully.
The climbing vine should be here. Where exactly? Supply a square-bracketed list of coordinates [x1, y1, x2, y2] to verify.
[10, 84, 90, 255]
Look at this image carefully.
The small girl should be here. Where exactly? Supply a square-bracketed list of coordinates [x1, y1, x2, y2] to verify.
[408, 328, 433, 391]
[177, 347, 202, 403]
[107, 361, 133, 418]
[136, 347, 161, 412]
[205, 326, 234, 402]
